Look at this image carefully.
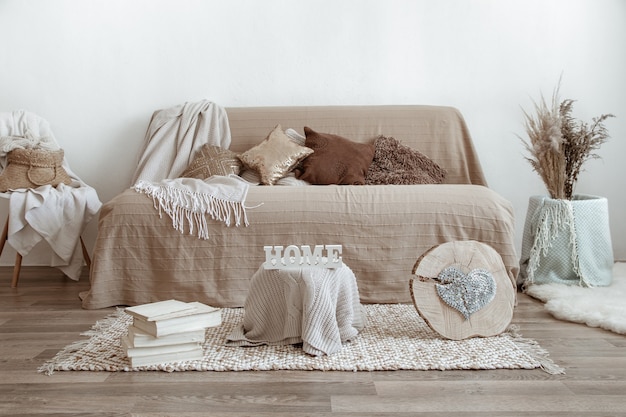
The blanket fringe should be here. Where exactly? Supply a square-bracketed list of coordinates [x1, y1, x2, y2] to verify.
[506, 324, 565, 375]
[526, 198, 584, 286]
[134, 180, 249, 240]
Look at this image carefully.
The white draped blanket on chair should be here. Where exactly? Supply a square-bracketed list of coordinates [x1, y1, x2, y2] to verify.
[0, 110, 102, 280]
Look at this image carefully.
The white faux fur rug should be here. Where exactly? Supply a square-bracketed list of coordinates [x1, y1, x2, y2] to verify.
[525, 262, 626, 335]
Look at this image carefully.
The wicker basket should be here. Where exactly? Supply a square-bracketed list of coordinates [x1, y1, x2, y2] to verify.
[0, 148, 72, 192]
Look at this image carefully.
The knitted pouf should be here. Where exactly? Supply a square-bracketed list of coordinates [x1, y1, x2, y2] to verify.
[226, 262, 366, 356]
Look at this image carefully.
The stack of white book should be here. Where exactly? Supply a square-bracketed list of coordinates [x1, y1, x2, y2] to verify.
[122, 299, 221, 367]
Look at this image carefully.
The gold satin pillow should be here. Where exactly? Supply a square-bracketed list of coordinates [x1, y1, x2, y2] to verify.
[238, 125, 313, 185]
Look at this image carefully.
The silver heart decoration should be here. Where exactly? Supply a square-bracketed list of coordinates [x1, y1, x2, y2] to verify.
[434, 266, 496, 320]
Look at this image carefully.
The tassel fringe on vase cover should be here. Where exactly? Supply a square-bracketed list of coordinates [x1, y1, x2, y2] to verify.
[519, 194, 613, 288]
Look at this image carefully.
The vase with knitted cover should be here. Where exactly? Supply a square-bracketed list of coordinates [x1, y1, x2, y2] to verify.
[519, 194, 613, 288]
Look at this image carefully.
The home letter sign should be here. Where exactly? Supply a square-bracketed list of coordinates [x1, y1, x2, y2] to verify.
[263, 245, 343, 269]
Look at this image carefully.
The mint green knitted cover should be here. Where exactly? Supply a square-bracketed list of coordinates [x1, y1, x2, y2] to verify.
[519, 194, 613, 287]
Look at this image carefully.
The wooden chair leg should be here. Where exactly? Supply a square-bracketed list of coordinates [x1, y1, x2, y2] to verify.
[1, 216, 20, 288]
[80, 236, 91, 269]
[3, 214, 90, 286]
[0, 216, 8, 258]
[11, 252, 22, 288]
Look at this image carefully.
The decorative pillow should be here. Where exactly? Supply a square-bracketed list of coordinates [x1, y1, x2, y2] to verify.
[181, 144, 242, 179]
[238, 168, 262, 185]
[240, 128, 308, 185]
[285, 128, 306, 146]
[365, 136, 446, 185]
[238, 125, 314, 185]
[275, 172, 310, 186]
[295, 127, 375, 185]
[240, 169, 310, 186]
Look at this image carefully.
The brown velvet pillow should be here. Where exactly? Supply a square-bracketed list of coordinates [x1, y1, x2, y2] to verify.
[365, 135, 446, 185]
[295, 127, 375, 185]
[181, 144, 242, 179]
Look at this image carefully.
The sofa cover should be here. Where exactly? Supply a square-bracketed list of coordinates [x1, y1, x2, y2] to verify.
[80, 105, 518, 309]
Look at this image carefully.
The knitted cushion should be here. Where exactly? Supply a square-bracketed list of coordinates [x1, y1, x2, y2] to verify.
[181, 144, 242, 179]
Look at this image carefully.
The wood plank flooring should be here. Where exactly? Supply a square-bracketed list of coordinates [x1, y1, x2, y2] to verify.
[1, 267, 625, 416]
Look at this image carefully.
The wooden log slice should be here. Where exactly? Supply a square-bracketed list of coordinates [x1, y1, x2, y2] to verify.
[409, 240, 515, 340]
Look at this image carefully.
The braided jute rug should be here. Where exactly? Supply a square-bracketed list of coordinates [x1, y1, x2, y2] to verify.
[39, 304, 564, 375]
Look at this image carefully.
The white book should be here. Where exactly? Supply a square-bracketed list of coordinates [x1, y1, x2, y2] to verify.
[127, 346, 204, 368]
[132, 301, 222, 337]
[126, 325, 206, 348]
[125, 299, 197, 321]
[121, 335, 200, 357]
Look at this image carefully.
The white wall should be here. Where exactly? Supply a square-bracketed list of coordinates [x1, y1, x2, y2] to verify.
[1, 0, 625, 267]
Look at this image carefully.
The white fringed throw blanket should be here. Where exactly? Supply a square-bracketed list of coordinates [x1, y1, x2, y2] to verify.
[133, 175, 249, 240]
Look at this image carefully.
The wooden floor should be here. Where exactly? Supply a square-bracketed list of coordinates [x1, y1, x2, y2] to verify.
[1, 267, 625, 416]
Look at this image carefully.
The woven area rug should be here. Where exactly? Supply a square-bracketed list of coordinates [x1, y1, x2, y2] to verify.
[39, 304, 563, 375]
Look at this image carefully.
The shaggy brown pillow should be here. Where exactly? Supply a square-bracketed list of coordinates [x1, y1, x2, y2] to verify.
[181, 144, 242, 179]
[295, 127, 375, 185]
[365, 136, 446, 185]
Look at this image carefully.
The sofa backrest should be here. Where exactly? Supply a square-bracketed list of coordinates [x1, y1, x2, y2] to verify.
[225, 105, 486, 186]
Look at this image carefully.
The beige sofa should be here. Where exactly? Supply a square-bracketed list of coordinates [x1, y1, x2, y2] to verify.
[81, 105, 518, 309]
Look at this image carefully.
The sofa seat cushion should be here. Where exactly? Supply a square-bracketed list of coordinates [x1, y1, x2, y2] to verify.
[81, 183, 518, 309]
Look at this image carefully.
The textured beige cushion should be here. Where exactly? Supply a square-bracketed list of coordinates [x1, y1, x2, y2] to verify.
[180, 144, 242, 179]
[365, 136, 446, 185]
[239, 125, 313, 185]
[295, 127, 375, 185]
